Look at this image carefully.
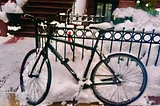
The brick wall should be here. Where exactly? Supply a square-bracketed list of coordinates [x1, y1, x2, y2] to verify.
[86, 0, 136, 15]
[86, 0, 95, 15]
[118, 0, 136, 8]
[156, 0, 160, 8]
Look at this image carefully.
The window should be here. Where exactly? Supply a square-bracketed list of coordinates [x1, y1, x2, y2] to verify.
[156, 8, 160, 15]
[95, 0, 119, 22]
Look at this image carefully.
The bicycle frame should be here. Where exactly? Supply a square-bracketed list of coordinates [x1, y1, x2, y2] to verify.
[22, 14, 148, 106]
[43, 29, 107, 82]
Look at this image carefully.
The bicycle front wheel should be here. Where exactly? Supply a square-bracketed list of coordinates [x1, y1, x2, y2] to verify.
[20, 49, 52, 105]
[91, 53, 147, 106]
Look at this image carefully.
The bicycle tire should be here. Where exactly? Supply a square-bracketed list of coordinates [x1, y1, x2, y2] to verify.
[20, 49, 52, 105]
[91, 53, 147, 106]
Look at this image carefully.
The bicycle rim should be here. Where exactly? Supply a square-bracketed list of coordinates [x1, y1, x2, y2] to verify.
[20, 49, 51, 105]
[91, 53, 147, 106]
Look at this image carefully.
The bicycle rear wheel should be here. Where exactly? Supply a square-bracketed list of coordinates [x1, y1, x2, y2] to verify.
[20, 49, 51, 105]
[91, 53, 147, 106]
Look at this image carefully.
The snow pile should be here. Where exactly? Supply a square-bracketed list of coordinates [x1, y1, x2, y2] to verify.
[112, 7, 134, 19]
[11, 37, 159, 106]
[0, 12, 9, 23]
[114, 7, 160, 32]
[16, 0, 28, 7]
[146, 66, 160, 96]
[0, 36, 158, 105]
[90, 7, 160, 32]
[89, 22, 113, 30]
[2, 1, 23, 13]
[0, 0, 26, 23]
[141, 45, 160, 66]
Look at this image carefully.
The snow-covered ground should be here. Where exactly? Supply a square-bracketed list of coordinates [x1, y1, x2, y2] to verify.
[0, 34, 159, 106]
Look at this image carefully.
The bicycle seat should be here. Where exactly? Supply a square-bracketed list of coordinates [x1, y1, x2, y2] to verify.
[89, 22, 114, 31]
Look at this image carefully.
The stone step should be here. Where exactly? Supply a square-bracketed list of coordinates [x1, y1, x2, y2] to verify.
[28, 0, 73, 7]
[9, 30, 35, 37]
[24, 5, 69, 14]
[9, 0, 74, 36]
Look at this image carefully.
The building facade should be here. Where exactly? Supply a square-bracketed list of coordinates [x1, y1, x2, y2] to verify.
[82, 0, 160, 22]
[86, 0, 160, 15]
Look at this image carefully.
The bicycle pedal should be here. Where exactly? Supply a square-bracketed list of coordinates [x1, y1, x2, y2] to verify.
[82, 84, 90, 89]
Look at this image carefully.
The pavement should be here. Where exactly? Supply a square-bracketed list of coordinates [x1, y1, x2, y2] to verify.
[0, 36, 34, 106]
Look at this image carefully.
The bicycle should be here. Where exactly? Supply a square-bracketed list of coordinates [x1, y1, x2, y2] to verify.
[20, 14, 148, 106]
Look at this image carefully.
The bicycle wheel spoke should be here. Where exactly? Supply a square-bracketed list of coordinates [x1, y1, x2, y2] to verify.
[110, 86, 118, 101]
[125, 79, 142, 85]
[122, 84, 130, 101]
[91, 53, 147, 106]
[125, 73, 142, 80]
[35, 80, 45, 98]
[20, 49, 51, 105]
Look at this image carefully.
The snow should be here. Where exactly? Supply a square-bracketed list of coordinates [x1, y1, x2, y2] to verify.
[90, 7, 160, 32]
[0, 35, 159, 106]
[8, 26, 21, 31]
[89, 22, 113, 30]
[2, 1, 23, 13]
[0, 0, 24, 23]
[112, 8, 133, 19]
[16, 0, 28, 7]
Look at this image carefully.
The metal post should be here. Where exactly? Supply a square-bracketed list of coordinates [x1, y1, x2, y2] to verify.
[145, 29, 155, 66]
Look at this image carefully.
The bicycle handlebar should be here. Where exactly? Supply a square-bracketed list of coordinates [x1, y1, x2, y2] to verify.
[24, 14, 57, 32]
[24, 14, 48, 25]
[24, 14, 35, 20]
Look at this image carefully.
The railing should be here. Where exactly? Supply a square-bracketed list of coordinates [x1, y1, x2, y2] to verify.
[39, 24, 160, 66]
[58, 12, 111, 25]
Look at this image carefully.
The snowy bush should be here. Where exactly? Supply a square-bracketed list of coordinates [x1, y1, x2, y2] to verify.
[2, 1, 23, 13]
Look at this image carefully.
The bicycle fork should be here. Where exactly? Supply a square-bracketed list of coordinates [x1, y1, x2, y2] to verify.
[28, 50, 45, 78]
